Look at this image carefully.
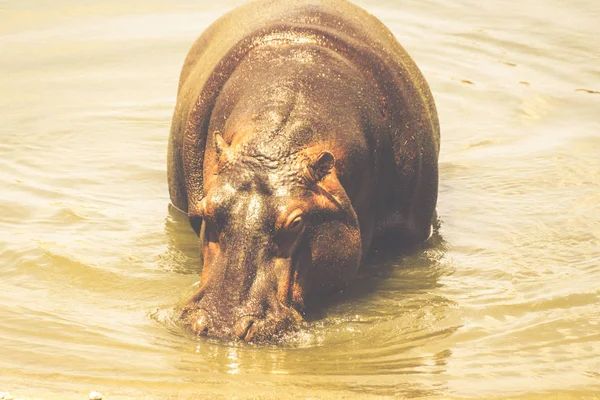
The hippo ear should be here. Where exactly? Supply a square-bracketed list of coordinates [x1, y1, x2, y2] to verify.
[308, 151, 335, 183]
[214, 131, 234, 164]
[214, 132, 229, 156]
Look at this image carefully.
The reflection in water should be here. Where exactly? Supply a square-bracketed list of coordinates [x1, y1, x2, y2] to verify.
[161, 204, 202, 275]
[226, 347, 240, 375]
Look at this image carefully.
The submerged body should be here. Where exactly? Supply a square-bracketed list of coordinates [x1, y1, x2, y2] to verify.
[168, 0, 439, 341]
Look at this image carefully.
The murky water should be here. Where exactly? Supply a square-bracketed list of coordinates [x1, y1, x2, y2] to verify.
[1, 0, 599, 398]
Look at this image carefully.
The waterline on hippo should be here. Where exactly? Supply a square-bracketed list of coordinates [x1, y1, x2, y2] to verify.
[168, 0, 440, 342]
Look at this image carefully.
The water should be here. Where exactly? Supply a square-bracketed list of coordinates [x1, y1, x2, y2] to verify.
[1, 0, 599, 398]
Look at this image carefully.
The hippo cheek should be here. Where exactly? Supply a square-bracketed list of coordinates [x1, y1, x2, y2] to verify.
[306, 220, 362, 294]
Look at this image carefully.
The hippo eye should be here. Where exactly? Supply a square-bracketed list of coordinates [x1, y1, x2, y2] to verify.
[286, 213, 304, 234]
[278, 211, 304, 256]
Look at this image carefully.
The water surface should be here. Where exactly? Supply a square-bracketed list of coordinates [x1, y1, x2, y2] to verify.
[1, 0, 599, 398]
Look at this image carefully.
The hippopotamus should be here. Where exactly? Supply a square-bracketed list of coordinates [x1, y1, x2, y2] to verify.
[167, 0, 440, 342]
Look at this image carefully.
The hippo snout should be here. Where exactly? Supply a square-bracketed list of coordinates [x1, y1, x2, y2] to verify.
[181, 298, 303, 342]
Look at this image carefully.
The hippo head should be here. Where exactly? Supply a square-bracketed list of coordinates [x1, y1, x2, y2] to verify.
[180, 132, 362, 342]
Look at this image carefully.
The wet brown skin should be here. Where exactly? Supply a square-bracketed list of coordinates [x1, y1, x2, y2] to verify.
[168, 0, 440, 342]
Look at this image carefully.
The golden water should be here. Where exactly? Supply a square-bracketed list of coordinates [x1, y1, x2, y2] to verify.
[1, 0, 599, 398]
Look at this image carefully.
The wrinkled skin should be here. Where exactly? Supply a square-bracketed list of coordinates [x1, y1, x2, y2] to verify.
[168, 0, 440, 342]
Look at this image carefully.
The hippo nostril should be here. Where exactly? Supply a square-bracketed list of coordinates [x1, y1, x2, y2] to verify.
[234, 316, 255, 341]
[244, 321, 260, 342]
[191, 310, 212, 336]
[195, 316, 209, 334]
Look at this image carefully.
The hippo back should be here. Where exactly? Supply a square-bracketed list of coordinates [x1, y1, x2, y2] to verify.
[167, 0, 440, 215]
